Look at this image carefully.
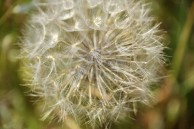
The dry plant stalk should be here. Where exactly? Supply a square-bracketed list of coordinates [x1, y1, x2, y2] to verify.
[20, 0, 165, 128]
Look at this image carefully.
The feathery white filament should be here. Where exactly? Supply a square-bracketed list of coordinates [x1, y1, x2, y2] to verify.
[21, 0, 165, 128]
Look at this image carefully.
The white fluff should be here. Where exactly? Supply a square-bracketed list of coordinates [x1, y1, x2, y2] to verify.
[20, 0, 165, 128]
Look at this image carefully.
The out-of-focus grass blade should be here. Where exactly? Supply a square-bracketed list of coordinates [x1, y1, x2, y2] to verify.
[172, 2, 194, 78]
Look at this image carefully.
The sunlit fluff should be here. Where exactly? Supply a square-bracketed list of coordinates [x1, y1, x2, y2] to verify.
[21, 0, 165, 128]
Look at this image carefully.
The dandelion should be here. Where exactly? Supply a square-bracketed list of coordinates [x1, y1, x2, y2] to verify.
[20, 0, 165, 128]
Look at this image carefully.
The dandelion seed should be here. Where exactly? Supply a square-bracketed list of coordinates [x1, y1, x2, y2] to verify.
[20, 0, 165, 128]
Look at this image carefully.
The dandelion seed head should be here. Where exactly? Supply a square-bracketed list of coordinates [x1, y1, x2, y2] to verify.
[20, 0, 165, 128]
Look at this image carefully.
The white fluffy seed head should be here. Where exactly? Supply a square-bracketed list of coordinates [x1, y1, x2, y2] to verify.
[20, 0, 165, 128]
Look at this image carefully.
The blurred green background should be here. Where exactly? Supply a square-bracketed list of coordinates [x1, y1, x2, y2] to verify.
[0, 0, 194, 129]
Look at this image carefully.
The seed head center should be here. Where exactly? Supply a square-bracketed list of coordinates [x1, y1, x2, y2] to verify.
[89, 49, 101, 61]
